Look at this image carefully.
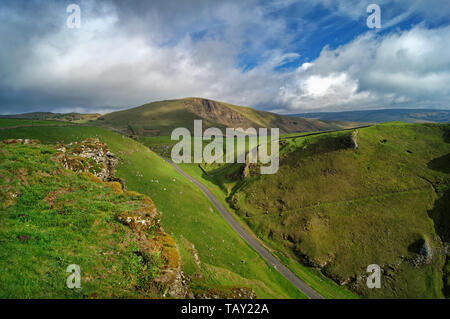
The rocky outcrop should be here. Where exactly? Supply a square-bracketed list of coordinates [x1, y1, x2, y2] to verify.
[54, 138, 119, 181]
[194, 287, 256, 299]
[351, 130, 358, 149]
[2, 138, 40, 145]
[185, 98, 253, 128]
[420, 239, 433, 259]
[241, 152, 251, 179]
[115, 190, 190, 298]
[53, 138, 188, 297]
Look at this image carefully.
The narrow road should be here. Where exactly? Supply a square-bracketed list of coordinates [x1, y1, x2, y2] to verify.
[161, 157, 324, 299]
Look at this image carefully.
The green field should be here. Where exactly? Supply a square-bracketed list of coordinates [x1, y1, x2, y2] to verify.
[0, 118, 73, 129]
[179, 163, 358, 299]
[0, 124, 305, 298]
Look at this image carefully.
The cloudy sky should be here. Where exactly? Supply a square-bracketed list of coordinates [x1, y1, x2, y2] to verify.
[0, 0, 449, 115]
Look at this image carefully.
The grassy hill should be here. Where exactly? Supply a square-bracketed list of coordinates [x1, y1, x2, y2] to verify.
[139, 122, 450, 298]
[294, 109, 450, 124]
[0, 121, 304, 299]
[4, 118, 448, 299]
[0, 139, 178, 298]
[94, 98, 351, 136]
[138, 135, 359, 299]
[0, 118, 76, 129]
[228, 123, 450, 298]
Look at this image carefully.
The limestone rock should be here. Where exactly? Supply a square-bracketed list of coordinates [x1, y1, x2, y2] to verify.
[54, 138, 118, 181]
[351, 130, 359, 149]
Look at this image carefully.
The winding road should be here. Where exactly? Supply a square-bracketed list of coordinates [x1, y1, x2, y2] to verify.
[161, 157, 324, 299]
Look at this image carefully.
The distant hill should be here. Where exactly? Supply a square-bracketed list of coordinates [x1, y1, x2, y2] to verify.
[95, 98, 352, 136]
[293, 109, 450, 124]
[0, 112, 101, 123]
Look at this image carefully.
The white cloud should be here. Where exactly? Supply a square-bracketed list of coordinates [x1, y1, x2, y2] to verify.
[277, 25, 450, 112]
[316, 0, 450, 27]
[0, 1, 449, 114]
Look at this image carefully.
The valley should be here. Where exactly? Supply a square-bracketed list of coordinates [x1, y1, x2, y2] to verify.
[0, 119, 305, 299]
[139, 121, 450, 299]
[1, 99, 449, 299]
[2, 0, 450, 305]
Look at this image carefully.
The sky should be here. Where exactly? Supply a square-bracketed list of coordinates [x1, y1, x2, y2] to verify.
[0, 0, 449, 115]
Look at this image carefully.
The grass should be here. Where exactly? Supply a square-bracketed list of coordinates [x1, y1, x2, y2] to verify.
[0, 125, 305, 299]
[0, 118, 73, 128]
[138, 123, 450, 298]
[139, 134, 358, 298]
[5, 122, 447, 298]
[231, 122, 450, 298]
[176, 162, 358, 299]
[0, 142, 165, 298]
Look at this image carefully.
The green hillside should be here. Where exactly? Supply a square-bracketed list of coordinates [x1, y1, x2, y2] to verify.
[0, 123, 304, 299]
[0, 112, 101, 123]
[139, 123, 450, 298]
[229, 123, 450, 298]
[0, 118, 74, 129]
[3, 119, 448, 299]
[94, 97, 351, 136]
[137, 123, 450, 298]
[0, 139, 177, 298]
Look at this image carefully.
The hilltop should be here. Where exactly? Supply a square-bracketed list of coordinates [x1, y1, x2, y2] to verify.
[94, 98, 351, 136]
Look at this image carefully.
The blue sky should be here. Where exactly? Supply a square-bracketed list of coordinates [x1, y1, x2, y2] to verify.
[0, 0, 449, 114]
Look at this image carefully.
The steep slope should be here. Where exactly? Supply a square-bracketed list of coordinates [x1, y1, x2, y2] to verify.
[95, 98, 348, 136]
[294, 109, 450, 124]
[229, 123, 450, 298]
[0, 138, 182, 298]
[0, 124, 304, 299]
